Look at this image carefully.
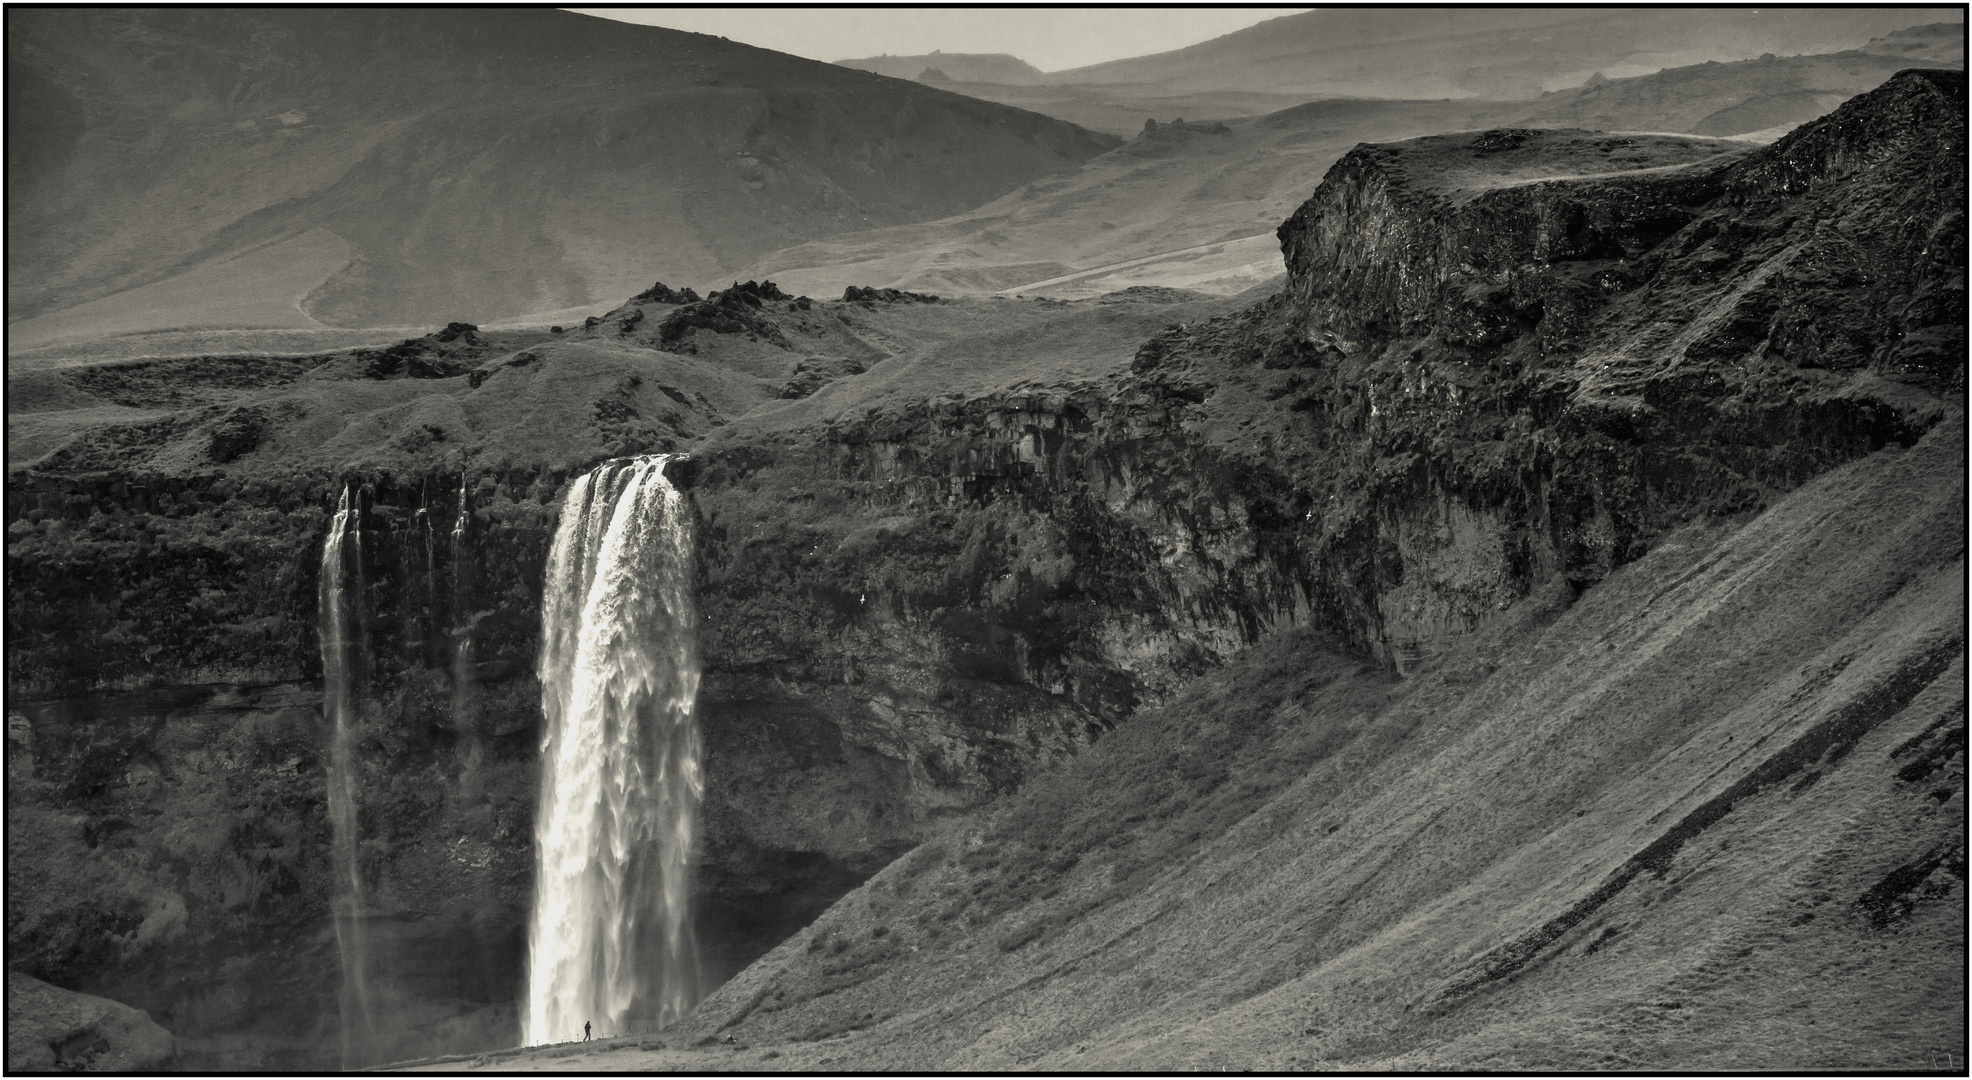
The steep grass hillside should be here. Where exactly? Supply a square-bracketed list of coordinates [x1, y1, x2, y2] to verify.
[6, 9, 1116, 338]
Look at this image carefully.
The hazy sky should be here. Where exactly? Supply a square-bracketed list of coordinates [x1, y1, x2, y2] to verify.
[569, 7, 1308, 72]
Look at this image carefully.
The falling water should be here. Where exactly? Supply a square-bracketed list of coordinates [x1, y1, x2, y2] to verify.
[525, 456, 703, 1046]
[452, 475, 482, 801]
[319, 484, 375, 1066]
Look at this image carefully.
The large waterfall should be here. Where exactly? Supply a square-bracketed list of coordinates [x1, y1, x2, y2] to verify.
[319, 484, 375, 1066]
[526, 456, 704, 1046]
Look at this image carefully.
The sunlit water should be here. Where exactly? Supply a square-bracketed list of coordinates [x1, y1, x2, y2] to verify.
[526, 456, 703, 1046]
[319, 484, 376, 1066]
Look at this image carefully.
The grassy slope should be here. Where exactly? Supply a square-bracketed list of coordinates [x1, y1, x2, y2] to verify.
[4, 283, 1250, 484]
[7, 9, 1117, 334]
[701, 289, 1257, 444]
[7, 230, 352, 352]
[452, 413, 1963, 1072]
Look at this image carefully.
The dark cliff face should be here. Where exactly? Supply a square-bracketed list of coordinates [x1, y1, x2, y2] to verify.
[1241, 70, 1963, 660]
[6, 69, 1962, 1070]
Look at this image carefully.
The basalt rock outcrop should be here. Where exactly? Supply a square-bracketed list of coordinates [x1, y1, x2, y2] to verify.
[1236, 71, 1961, 663]
[629, 281, 704, 307]
[841, 286, 941, 305]
[6, 971, 177, 1073]
[5, 68, 1961, 1072]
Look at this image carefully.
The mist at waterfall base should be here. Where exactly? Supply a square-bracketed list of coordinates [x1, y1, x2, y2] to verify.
[527, 456, 706, 1045]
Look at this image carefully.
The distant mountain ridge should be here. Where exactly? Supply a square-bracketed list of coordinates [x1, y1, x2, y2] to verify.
[835, 52, 1045, 85]
[1040, 7, 1961, 98]
[6, 9, 1117, 336]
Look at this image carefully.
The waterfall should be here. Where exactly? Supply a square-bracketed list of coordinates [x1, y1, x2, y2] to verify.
[319, 484, 375, 1066]
[525, 456, 703, 1046]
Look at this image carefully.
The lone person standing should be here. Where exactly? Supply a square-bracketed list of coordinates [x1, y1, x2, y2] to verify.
[584, 1020, 591, 1042]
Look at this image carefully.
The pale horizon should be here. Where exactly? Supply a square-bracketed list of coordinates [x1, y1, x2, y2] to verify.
[565, 6, 1310, 72]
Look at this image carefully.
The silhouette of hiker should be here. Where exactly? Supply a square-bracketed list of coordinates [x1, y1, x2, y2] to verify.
[584, 1020, 591, 1041]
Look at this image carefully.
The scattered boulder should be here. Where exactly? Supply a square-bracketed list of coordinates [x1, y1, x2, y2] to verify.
[205, 405, 267, 463]
[655, 282, 795, 349]
[1129, 117, 1234, 157]
[468, 350, 541, 389]
[6, 971, 176, 1073]
[1096, 285, 1212, 306]
[716, 279, 791, 302]
[842, 285, 939, 304]
[780, 355, 868, 399]
[629, 281, 702, 305]
[354, 322, 497, 379]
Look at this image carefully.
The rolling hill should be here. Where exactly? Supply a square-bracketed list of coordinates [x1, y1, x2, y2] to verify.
[898, 10, 1961, 138]
[1043, 7, 1959, 99]
[5, 9, 1116, 340]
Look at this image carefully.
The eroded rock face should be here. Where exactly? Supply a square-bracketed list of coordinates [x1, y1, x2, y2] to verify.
[6, 971, 176, 1073]
[1240, 69, 1964, 662]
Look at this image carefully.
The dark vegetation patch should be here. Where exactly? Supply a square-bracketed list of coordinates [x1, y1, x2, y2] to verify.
[1851, 845, 1967, 930]
[779, 356, 867, 400]
[352, 323, 494, 379]
[62, 354, 324, 408]
[842, 286, 939, 305]
[1429, 634, 1963, 1006]
[31, 414, 198, 473]
[206, 405, 269, 463]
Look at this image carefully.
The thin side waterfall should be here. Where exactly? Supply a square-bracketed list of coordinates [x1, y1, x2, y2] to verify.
[450, 476, 482, 794]
[526, 456, 703, 1046]
[319, 484, 375, 1066]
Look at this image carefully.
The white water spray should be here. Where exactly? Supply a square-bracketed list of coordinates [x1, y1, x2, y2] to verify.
[526, 456, 703, 1045]
[451, 476, 475, 717]
[319, 484, 375, 1065]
